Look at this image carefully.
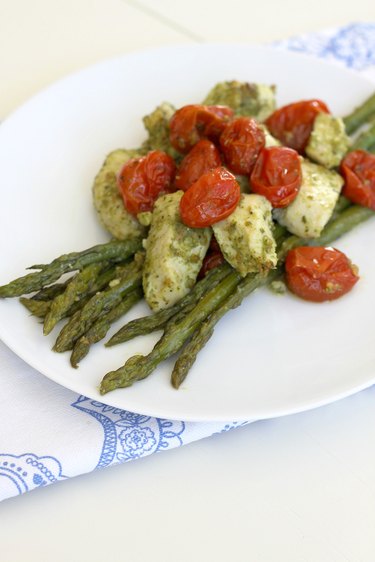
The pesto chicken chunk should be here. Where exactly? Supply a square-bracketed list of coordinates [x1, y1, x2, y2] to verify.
[203, 80, 276, 121]
[212, 194, 277, 276]
[305, 112, 350, 168]
[143, 191, 211, 311]
[273, 159, 343, 238]
[93, 149, 146, 240]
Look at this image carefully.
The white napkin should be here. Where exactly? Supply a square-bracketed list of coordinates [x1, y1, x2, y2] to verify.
[1, 23, 374, 502]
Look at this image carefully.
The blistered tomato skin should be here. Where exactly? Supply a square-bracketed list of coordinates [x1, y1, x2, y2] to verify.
[250, 146, 302, 208]
[174, 140, 222, 192]
[169, 104, 234, 154]
[117, 150, 176, 215]
[285, 246, 359, 302]
[265, 99, 330, 153]
[219, 117, 266, 175]
[204, 105, 234, 139]
[179, 167, 241, 228]
[340, 150, 375, 210]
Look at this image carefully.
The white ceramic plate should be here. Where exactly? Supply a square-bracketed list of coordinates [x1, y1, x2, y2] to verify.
[0, 44, 374, 422]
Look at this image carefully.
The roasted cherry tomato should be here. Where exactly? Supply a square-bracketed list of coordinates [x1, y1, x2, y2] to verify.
[117, 150, 176, 215]
[219, 117, 265, 175]
[285, 246, 359, 302]
[250, 146, 302, 207]
[170, 104, 234, 154]
[209, 235, 221, 253]
[179, 167, 240, 228]
[174, 139, 222, 191]
[340, 150, 375, 210]
[265, 99, 330, 153]
[198, 249, 225, 279]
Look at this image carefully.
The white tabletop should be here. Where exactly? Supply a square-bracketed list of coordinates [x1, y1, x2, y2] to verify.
[1, 2, 375, 561]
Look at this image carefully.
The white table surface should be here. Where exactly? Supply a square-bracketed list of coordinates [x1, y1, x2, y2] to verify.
[1, 2, 375, 560]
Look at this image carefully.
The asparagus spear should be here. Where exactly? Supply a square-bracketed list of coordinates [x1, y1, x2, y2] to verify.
[172, 204, 374, 388]
[43, 263, 106, 335]
[343, 92, 375, 135]
[351, 118, 375, 151]
[331, 195, 351, 217]
[19, 297, 52, 318]
[70, 287, 143, 368]
[54, 256, 144, 353]
[100, 270, 243, 393]
[171, 268, 280, 388]
[31, 282, 68, 301]
[0, 238, 142, 298]
[18, 264, 124, 320]
[106, 263, 232, 346]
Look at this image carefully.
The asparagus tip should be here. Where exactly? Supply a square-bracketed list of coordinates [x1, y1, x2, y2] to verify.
[43, 320, 54, 336]
[53, 341, 72, 353]
[100, 370, 120, 394]
[171, 374, 181, 390]
[100, 354, 145, 394]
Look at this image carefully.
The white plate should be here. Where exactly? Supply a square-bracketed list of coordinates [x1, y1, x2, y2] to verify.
[0, 44, 374, 422]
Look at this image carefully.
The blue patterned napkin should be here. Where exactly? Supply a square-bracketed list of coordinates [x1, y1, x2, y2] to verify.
[1, 23, 374, 502]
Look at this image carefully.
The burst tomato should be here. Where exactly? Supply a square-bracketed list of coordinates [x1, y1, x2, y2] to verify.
[169, 104, 234, 154]
[250, 146, 302, 207]
[174, 139, 222, 191]
[117, 150, 176, 215]
[209, 235, 221, 253]
[340, 150, 375, 210]
[198, 235, 224, 279]
[219, 117, 265, 175]
[179, 167, 240, 228]
[198, 249, 225, 279]
[265, 99, 330, 153]
[285, 246, 359, 302]
[198, 250, 224, 279]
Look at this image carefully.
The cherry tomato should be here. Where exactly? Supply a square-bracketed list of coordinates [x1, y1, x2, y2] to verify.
[209, 235, 221, 253]
[340, 150, 375, 210]
[117, 150, 176, 215]
[219, 117, 265, 175]
[169, 104, 234, 154]
[198, 250, 225, 279]
[285, 246, 359, 302]
[174, 140, 222, 191]
[250, 146, 302, 207]
[265, 99, 330, 153]
[179, 167, 240, 228]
